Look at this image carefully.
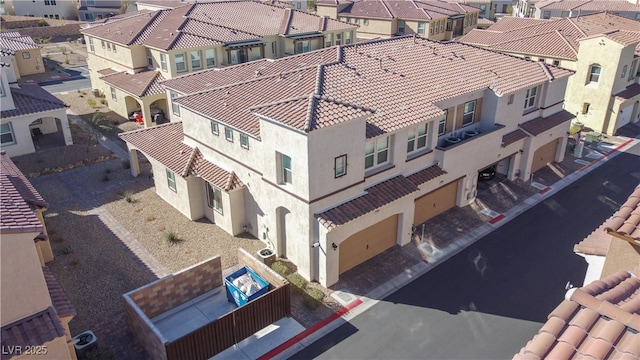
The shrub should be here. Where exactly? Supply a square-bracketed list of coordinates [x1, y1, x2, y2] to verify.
[286, 273, 307, 294]
[271, 261, 290, 277]
[64, 58, 70, 65]
[100, 98, 108, 105]
[61, 245, 73, 255]
[123, 191, 134, 203]
[165, 231, 180, 246]
[37, 19, 47, 27]
[303, 287, 324, 310]
[87, 99, 97, 108]
[67, 37, 72, 43]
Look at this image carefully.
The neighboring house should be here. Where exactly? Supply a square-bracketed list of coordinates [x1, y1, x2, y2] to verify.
[0, 0, 77, 19]
[445, 0, 516, 21]
[81, 1, 356, 127]
[0, 152, 77, 360]
[120, 36, 574, 287]
[514, 0, 640, 20]
[459, 13, 640, 135]
[0, 50, 73, 157]
[315, 0, 480, 40]
[513, 184, 640, 359]
[0, 32, 45, 79]
[78, 0, 127, 21]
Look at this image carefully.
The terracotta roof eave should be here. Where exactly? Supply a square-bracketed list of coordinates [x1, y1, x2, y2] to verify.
[253, 111, 307, 135]
[0, 104, 69, 120]
[0, 225, 44, 234]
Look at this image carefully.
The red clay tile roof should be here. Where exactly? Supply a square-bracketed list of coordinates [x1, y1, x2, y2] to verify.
[317, 175, 419, 230]
[501, 128, 529, 147]
[97, 68, 118, 76]
[0, 153, 46, 235]
[135, 0, 188, 8]
[118, 122, 242, 191]
[42, 266, 76, 318]
[0, 307, 65, 360]
[82, 1, 355, 49]
[519, 109, 574, 136]
[0, 32, 39, 52]
[574, 226, 612, 256]
[100, 70, 165, 97]
[175, 37, 573, 138]
[0, 85, 68, 119]
[460, 13, 640, 60]
[513, 269, 640, 360]
[603, 183, 640, 244]
[335, 0, 477, 20]
[537, 0, 640, 12]
[407, 164, 447, 186]
[615, 83, 640, 102]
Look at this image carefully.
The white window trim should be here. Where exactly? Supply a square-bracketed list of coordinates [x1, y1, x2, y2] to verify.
[407, 123, 428, 154]
[160, 53, 167, 72]
[1, 122, 16, 145]
[281, 153, 292, 184]
[438, 115, 446, 136]
[335, 154, 347, 178]
[207, 183, 223, 214]
[240, 133, 249, 149]
[588, 64, 601, 84]
[205, 49, 215, 68]
[190, 50, 201, 70]
[365, 136, 389, 170]
[523, 86, 538, 110]
[110, 86, 117, 101]
[224, 127, 233, 142]
[166, 169, 176, 192]
[211, 121, 219, 135]
[175, 53, 187, 73]
[462, 100, 476, 126]
[170, 91, 180, 116]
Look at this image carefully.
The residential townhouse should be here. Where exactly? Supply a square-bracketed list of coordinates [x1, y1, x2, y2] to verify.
[514, 0, 640, 20]
[0, 152, 77, 360]
[78, 0, 128, 21]
[315, 0, 480, 40]
[460, 13, 640, 135]
[0, 0, 127, 20]
[119, 36, 574, 287]
[0, 32, 45, 79]
[444, 0, 516, 21]
[0, 50, 73, 157]
[81, 0, 357, 127]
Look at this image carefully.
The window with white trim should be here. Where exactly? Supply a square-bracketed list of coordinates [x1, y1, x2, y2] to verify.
[107, 42, 111, 51]
[88, 37, 94, 52]
[407, 123, 428, 153]
[397, 20, 405, 34]
[146, 49, 153, 67]
[587, 64, 601, 83]
[206, 183, 223, 214]
[364, 19, 369, 25]
[160, 53, 167, 71]
[462, 100, 476, 126]
[101, 40, 105, 49]
[166, 169, 176, 192]
[170, 91, 180, 116]
[22, 52, 30, 59]
[335, 155, 347, 178]
[630, 60, 638, 81]
[418, 22, 425, 35]
[295, 40, 310, 54]
[279, 153, 292, 184]
[325, 33, 332, 47]
[230, 49, 248, 64]
[112, 44, 117, 53]
[365, 136, 389, 169]
[110, 86, 116, 101]
[240, 133, 249, 149]
[211, 121, 219, 135]
[621, 65, 627, 79]
[224, 127, 233, 142]
[205, 49, 215, 68]
[524, 86, 538, 110]
[438, 114, 446, 135]
[1, 123, 15, 145]
[0, 81, 5, 97]
[345, 31, 352, 44]
[190, 50, 201, 70]
[175, 53, 186, 72]
[335, 33, 342, 45]
[543, 11, 551, 19]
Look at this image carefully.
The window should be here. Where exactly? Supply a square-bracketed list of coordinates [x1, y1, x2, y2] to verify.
[280, 153, 292, 184]
[582, 103, 590, 114]
[85, 13, 94, 21]
[462, 101, 476, 126]
[325, 33, 332, 47]
[272, 41, 276, 54]
[397, 20, 405, 34]
[407, 123, 428, 153]
[107, 42, 111, 51]
[345, 32, 352, 44]
[543, 11, 551, 19]
[51, 0, 56, 4]
[295, 40, 310, 54]
[446, 21, 452, 31]
[22, 52, 30, 59]
[479, 4, 486, 16]
[630, 60, 638, 81]
[44, 0, 50, 4]
[87, 0, 94, 4]
[418, 22, 425, 35]
[538, 58, 545, 63]
[365, 136, 389, 169]
[224, 127, 233, 142]
[146, 49, 153, 66]
[175, 53, 186, 72]
[508, 94, 514, 105]
[588, 64, 601, 83]
[524, 86, 538, 110]
[1, 123, 15, 145]
[346, 17, 351, 22]
[170, 91, 180, 116]
[335, 33, 342, 45]
[553, 60, 560, 66]
[44, 14, 48, 18]
[621, 65, 627, 78]
[101, 40, 105, 49]
[636, 13, 640, 20]
[89, 37, 94, 52]
[438, 114, 446, 135]
[464, 15, 468, 27]
[230, 49, 248, 64]
[211, 121, 219, 135]
[335, 155, 347, 177]
[0, 81, 5, 97]
[206, 183, 223, 214]
[561, 11, 569, 17]
[160, 53, 167, 71]
[440, 21, 444, 33]
[112, 44, 116, 53]
[240, 134, 249, 149]
[166, 169, 176, 192]
[355, 18, 360, 24]
[364, 19, 369, 25]
[190, 51, 201, 70]
[110, 86, 116, 101]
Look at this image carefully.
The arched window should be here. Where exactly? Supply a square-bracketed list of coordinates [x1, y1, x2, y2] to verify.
[588, 64, 601, 83]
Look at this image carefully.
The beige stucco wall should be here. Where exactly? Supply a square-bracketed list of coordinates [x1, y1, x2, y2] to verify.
[10, 0, 77, 19]
[14, 336, 72, 360]
[1, 231, 53, 326]
[13, 49, 44, 76]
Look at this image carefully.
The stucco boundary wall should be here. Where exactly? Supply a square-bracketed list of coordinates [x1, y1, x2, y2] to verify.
[123, 256, 223, 360]
[1, 16, 84, 40]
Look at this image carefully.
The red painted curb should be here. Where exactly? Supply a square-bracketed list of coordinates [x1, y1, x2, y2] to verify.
[579, 138, 634, 172]
[258, 298, 363, 360]
[489, 214, 505, 224]
[423, 259, 429, 264]
[538, 187, 551, 195]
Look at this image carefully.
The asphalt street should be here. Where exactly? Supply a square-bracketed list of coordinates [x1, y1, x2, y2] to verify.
[290, 143, 640, 360]
[41, 66, 91, 94]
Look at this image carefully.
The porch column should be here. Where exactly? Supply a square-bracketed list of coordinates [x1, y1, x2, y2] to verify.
[129, 148, 141, 177]
[59, 113, 73, 146]
[141, 102, 153, 128]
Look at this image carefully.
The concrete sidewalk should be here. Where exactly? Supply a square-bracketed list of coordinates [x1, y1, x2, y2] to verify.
[263, 134, 639, 360]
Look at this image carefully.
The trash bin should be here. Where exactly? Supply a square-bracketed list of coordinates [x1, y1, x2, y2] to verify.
[73, 330, 98, 359]
[153, 112, 166, 124]
[257, 248, 276, 267]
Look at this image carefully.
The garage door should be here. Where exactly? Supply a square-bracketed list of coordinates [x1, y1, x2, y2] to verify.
[413, 180, 458, 225]
[532, 139, 559, 172]
[616, 105, 633, 130]
[339, 215, 398, 274]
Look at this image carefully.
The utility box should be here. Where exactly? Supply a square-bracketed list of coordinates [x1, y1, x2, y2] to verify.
[73, 330, 98, 359]
[256, 248, 276, 267]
